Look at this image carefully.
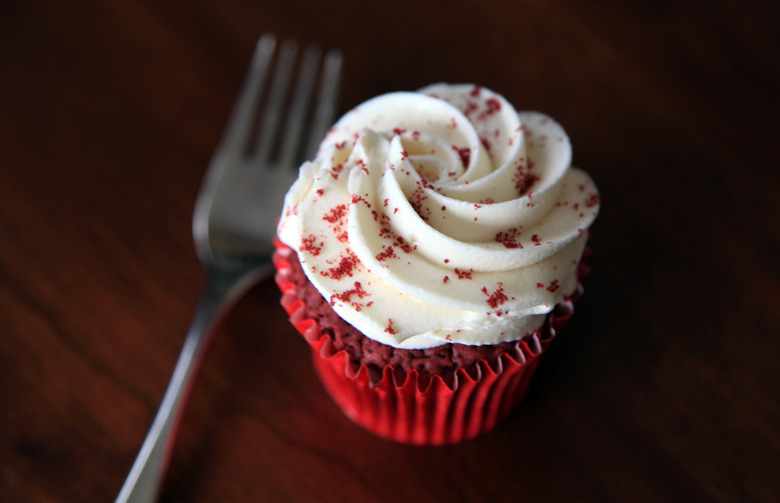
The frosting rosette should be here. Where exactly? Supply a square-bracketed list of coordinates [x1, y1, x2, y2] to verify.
[277, 83, 599, 349]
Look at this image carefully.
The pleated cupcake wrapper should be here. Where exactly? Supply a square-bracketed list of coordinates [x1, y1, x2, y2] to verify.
[273, 241, 585, 445]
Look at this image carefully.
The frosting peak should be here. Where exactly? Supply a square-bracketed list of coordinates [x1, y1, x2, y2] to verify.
[278, 84, 599, 349]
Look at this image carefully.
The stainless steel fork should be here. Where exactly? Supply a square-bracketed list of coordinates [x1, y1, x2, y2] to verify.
[116, 35, 342, 503]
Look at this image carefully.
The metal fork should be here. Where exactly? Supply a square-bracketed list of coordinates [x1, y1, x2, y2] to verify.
[116, 35, 342, 503]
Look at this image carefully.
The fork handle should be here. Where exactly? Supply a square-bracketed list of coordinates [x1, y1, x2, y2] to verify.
[116, 266, 267, 503]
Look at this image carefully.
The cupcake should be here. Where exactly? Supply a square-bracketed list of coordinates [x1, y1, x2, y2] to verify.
[273, 83, 599, 444]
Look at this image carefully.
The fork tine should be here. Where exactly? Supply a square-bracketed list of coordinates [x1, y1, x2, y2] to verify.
[304, 48, 343, 160]
[277, 44, 321, 170]
[219, 34, 276, 156]
[256, 39, 298, 164]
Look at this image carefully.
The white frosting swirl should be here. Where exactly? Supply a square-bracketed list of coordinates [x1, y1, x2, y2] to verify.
[278, 84, 599, 349]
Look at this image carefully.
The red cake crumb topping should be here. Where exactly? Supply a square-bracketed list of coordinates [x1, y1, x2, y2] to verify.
[320, 250, 360, 281]
[584, 193, 600, 208]
[350, 193, 370, 207]
[376, 246, 398, 262]
[481, 282, 511, 309]
[329, 280, 371, 310]
[485, 97, 501, 114]
[300, 234, 323, 256]
[330, 163, 344, 179]
[323, 204, 347, 224]
[452, 145, 471, 167]
[454, 268, 473, 280]
[495, 228, 523, 249]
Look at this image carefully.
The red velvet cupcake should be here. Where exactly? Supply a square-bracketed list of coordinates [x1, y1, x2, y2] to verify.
[274, 84, 599, 444]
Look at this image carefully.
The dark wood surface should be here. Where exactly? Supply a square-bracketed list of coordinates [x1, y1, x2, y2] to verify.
[2, 1, 778, 501]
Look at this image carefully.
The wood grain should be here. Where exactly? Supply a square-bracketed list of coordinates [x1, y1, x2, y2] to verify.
[1, 0, 778, 501]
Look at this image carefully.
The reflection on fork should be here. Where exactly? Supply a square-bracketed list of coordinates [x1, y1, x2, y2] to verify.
[116, 35, 342, 503]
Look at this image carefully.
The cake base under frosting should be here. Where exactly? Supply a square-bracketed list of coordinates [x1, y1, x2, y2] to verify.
[281, 246, 586, 387]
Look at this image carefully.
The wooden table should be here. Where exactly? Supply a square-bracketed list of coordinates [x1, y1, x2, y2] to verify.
[2, 1, 778, 501]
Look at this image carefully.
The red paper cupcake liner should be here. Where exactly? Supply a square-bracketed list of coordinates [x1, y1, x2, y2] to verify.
[273, 240, 586, 445]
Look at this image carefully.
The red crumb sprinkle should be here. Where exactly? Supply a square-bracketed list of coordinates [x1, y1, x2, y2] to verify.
[513, 167, 540, 195]
[463, 100, 478, 117]
[330, 281, 371, 310]
[350, 193, 371, 207]
[444, 258, 450, 263]
[320, 251, 360, 281]
[584, 193, 600, 208]
[323, 204, 347, 224]
[495, 228, 523, 249]
[531, 234, 541, 246]
[481, 282, 510, 309]
[485, 97, 502, 114]
[470, 85, 482, 96]
[536, 282, 544, 288]
[316, 188, 324, 197]
[445, 334, 452, 341]
[395, 235, 414, 253]
[400, 150, 409, 160]
[330, 163, 344, 179]
[454, 268, 473, 280]
[481, 137, 492, 152]
[393, 128, 407, 136]
[355, 159, 369, 174]
[412, 130, 421, 141]
[547, 279, 560, 292]
[385, 318, 398, 335]
[452, 145, 471, 167]
[300, 234, 322, 256]
[443, 275, 449, 284]
[375, 245, 398, 262]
